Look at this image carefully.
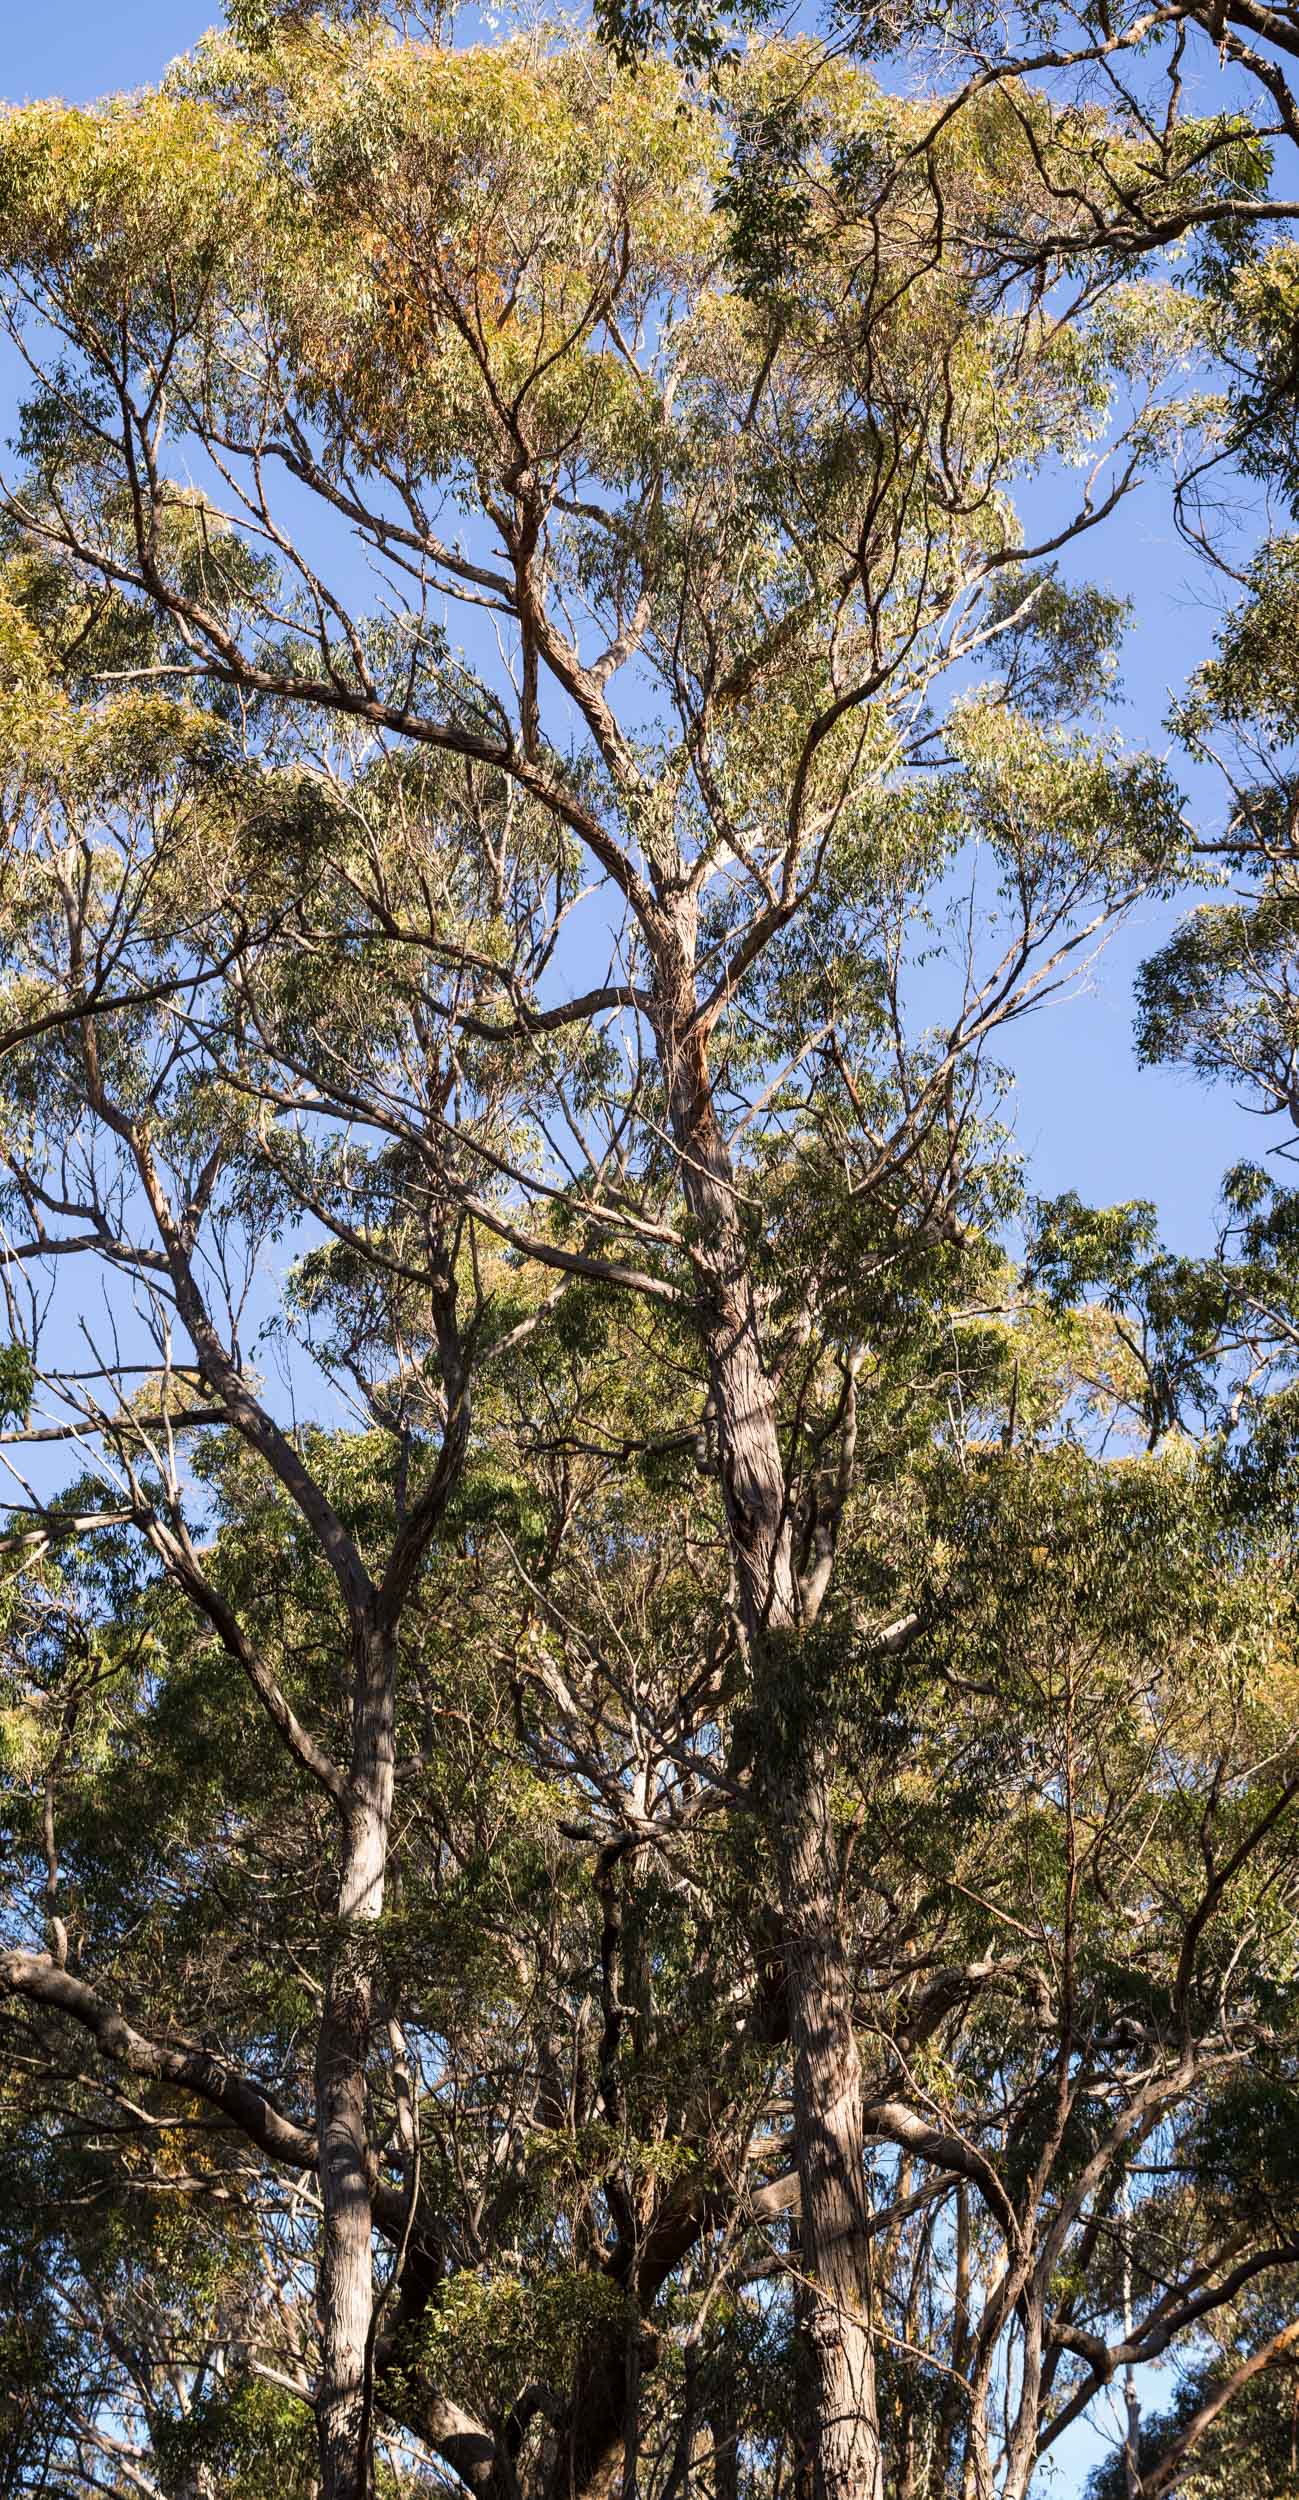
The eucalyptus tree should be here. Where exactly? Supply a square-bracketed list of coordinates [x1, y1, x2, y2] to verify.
[0, 558, 1294, 2500]
[0, 19, 1229, 2500]
[1138, 538, 1299, 1134]
[1090, 2282, 1299, 2499]
[7, 1226, 1299, 2500]
[0, 559, 575, 2497]
[0, 17, 1210, 2494]
[874, 1439, 1299, 2500]
[1119, 533, 1299, 1453]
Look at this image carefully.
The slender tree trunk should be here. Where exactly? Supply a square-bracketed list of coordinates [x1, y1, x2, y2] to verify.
[934, 2185, 970, 2495]
[711, 2367, 741, 2500]
[651, 905, 883, 2500]
[781, 1747, 884, 2500]
[316, 1624, 397, 2500]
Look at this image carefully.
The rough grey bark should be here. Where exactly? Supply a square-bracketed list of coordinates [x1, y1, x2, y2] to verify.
[781, 1753, 884, 2500]
[650, 901, 884, 2500]
[710, 2374, 741, 2500]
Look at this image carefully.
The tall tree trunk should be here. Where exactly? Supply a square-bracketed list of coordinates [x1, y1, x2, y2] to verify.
[781, 1747, 883, 2500]
[711, 2380, 741, 2500]
[651, 906, 883, 2500]
[316, 1623, 397, 2500]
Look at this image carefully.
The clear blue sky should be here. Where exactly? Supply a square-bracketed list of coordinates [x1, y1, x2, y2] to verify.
[3, 2, 216, 103]
[0, 16, 1244, 2495]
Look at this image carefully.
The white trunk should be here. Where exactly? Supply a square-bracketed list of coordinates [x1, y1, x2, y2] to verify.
[316, 1626, 396, 2500]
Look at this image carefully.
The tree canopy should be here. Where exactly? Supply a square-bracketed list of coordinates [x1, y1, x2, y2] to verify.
[0, 7, 1298, 2500]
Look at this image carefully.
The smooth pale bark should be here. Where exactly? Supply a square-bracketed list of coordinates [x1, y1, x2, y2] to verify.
[316, 1625, 398, 2500]
[650, 901, 884, 2500]
[82, 1082, 399, 2500]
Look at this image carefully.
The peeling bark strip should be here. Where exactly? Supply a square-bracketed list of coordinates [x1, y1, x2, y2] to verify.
[651, 902, 883, 2500]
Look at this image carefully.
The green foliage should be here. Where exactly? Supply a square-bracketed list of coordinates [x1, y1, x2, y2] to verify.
[0, 13, 1295, 2500]
[1029, 1191, 1162, 1311]
[0, 1344, 32, 1429]
[408, 2269, 630, 2418]
[155, 2374, 317, 2500]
